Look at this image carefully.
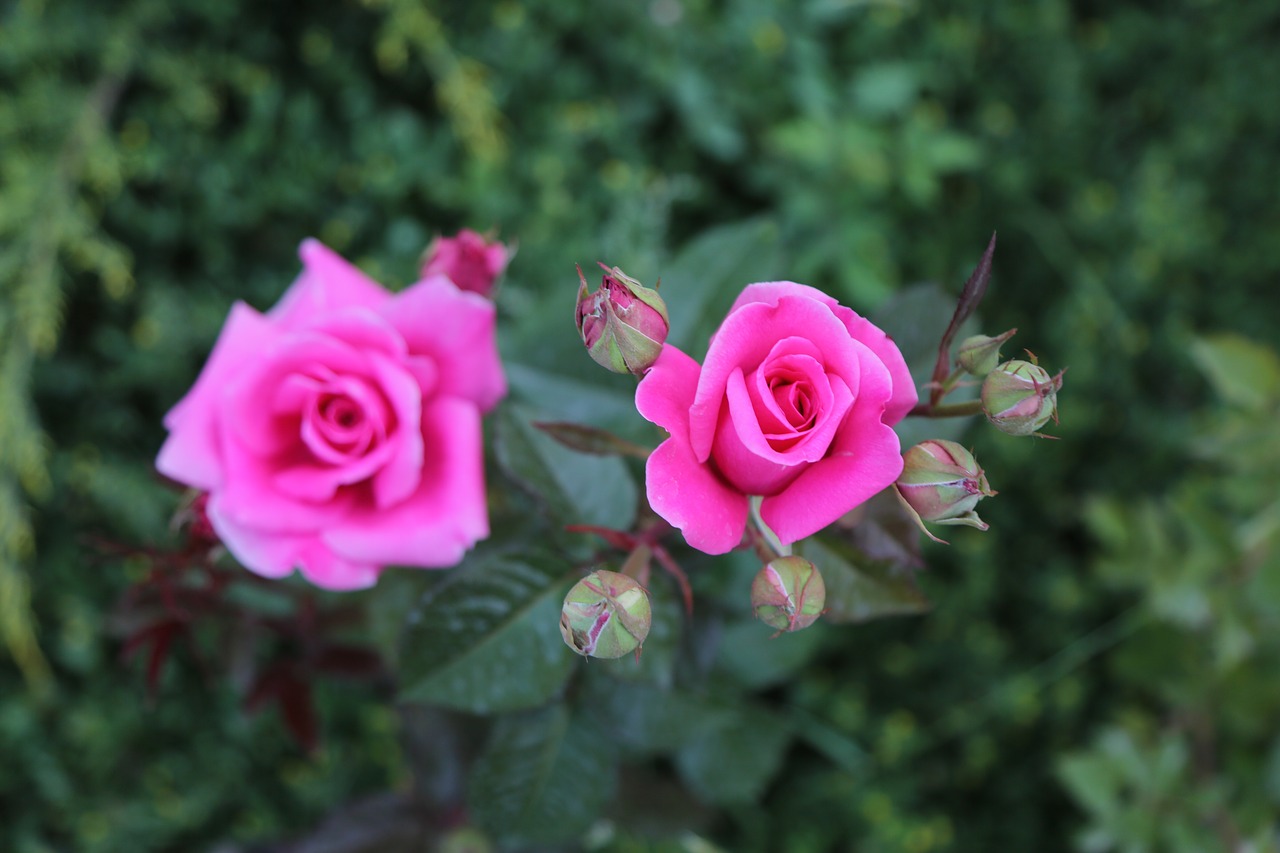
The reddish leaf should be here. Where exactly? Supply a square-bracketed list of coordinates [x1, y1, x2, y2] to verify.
[532, 421, 652, 459]
[312, 644, 385, 681]
[931, 233, 997, 404]
[278, 673, 320, 753]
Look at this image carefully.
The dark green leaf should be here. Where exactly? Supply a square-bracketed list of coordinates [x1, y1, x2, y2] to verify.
[662, 218, 785, 357]
[800, 535, 930, 623]
[716, 618, 826, 690]
[494, 403, 639, 529]
[469, 703, 617, 844]
[577, 671, 709, 757]
[674, 703, 791, 805]
[399, 548, 578, 714]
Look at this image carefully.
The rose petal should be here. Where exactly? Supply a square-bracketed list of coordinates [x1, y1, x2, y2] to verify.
[759, 341, 900, 544]
[226, 333, 377, 457]
[157, 303, 276, 490]
[635, 345, 749, 554]
[689, 295, 866, 463]
[304, 309, 407, 359]
[269, 239, 391, 330]
[368, 352, 424, 509]
[208, 497, 379, 590]
[730, 281, 917, 424]
[381, 275, 506, 412]
[323, 398, 488, 567]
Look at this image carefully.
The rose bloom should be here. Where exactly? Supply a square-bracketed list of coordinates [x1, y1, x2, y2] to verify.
[420, 229, 510, 297]
[157, 239, 506, 589]
[636, 282, 917, 554]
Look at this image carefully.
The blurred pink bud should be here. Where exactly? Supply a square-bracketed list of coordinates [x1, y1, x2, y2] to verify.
[575, 263, 669, 375]
[421, 229, 511, 296]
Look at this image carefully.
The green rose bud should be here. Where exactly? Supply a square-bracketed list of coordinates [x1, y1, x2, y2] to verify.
[751, 556, 826, 633]
[981, 359, 1064, 436]
[575, 263, 670, 375]
[559, 569, 652, 659]
[956, 329, 1017, 377]
[896, 439, 995, 532]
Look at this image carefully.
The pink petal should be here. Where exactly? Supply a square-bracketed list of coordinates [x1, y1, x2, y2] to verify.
[729, 281, 917, 425]
[689, 295, 866, 463]
[304, 308, 407, 359]
[367, 352, 424, 509]
[635, 345, 749, 555]
[157, 303, 277, 490]
[208, 497, 380, 590]
[224, 334, 377, 457]
[381, 275, 506, 412]
[759, 346, 901, 544]
[269, 239, 391, 330]
[323, 398, 489, 568]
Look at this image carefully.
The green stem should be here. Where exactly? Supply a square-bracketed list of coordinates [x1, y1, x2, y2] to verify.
[908, 399, 985, 419]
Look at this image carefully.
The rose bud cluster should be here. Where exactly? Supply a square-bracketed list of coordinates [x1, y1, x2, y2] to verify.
[896, 439, 996, 536]
[575, 263, 670, 376]
[981, 359, 1064, 436]
[420, 228, 511, 297]
[559, 569, 652, 659]
[751, 556, 826, 633]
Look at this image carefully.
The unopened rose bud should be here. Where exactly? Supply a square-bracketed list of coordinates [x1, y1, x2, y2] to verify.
[897, 440, 995, 532]
[420, 229, 511, 297]
[751, 556, 826, 633]
[575, 263, 669, 375]
[956, 329, 1017, 377]
[981, 359, 1064, 436]
[560, 569, 652, 658]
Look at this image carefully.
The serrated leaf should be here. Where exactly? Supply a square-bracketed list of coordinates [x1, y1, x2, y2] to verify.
[799, 535, 930, 623]
[469, 703, 617, 844]
[674, 704, 791, 805]
[1189, 333, 1280, 410]
[399, 548, 578, 713]
[495, 403, 639, 529]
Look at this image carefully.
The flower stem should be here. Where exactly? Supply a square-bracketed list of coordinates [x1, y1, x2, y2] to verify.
[908, 399, 985, 419]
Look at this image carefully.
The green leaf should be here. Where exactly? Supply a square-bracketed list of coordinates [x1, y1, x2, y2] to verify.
[494, 403, 639, 529]
[662, 218, 785, 357]
[715, 618, 826, 690]
[799, 535, 930, 623]
[469, 703, 617, 845]
[674, 703, 792, 805]
[1190, 333, 1280, 410]
[577, 672, 708, 757]
[399, 548, 578, 714]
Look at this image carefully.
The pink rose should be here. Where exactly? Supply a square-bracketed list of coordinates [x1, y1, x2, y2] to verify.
[635, 282, 917, 554]
[157, 239, 506, 590]
[420, 229, 511, 297]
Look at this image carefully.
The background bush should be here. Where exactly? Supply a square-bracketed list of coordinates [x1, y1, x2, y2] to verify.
[2, 0, 1278, 850]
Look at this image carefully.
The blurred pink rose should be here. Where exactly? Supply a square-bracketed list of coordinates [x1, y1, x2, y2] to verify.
[635, 282, 916, 554]
[157, 239, 506, 590]
[420, 229, 510, 296]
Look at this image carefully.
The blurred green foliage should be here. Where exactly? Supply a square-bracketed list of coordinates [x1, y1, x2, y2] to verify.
[2, 0, 1279, 850]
